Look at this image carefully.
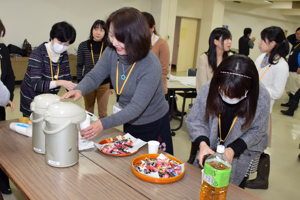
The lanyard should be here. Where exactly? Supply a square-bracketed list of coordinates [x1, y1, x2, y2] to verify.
[219, 114, 238, 143]
[90, 42, 104, 66]
[48, 51, 60, 81]
[151, 35, 156, 47]
[116, 57, 136, 102]
[258, 55, 279, 81]
[294, 43, 300, 50]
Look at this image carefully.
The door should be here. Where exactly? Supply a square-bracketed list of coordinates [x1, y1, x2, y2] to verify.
[176, 18, 198, 72]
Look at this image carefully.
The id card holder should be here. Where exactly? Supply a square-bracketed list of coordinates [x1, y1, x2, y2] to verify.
[113, 103, 122, 114]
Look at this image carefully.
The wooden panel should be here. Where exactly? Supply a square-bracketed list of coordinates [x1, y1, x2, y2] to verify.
[0, 119, 147, 200]
[10, 57, 29, 81]
[10, 55, 77, 81]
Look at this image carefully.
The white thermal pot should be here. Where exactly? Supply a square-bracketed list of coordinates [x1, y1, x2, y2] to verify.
[30, 94, 60, 154]
[42, 101, 86, 167]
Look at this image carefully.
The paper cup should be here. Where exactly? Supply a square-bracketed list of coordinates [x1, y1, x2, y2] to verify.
[148, 140, 160, 154]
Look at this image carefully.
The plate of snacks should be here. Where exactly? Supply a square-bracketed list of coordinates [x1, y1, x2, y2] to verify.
[131, 153, 185, 184]
[95, 133, 147, 156]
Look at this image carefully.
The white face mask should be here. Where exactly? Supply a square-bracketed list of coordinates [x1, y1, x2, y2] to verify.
[219, 90, 248, 104]
[52, 42, 69, 54]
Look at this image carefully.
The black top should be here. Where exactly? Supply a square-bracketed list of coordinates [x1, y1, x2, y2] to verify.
[287, 34, 300, 72]
[0, 43, 15, 102]
[239, 35, 251, 56]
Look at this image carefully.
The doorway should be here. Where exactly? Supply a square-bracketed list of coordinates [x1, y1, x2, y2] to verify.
[172, 17, 200, 73]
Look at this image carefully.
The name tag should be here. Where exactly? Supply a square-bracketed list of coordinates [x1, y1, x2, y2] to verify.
[113, 103, 122, 114]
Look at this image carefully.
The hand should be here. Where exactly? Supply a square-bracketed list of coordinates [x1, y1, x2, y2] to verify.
[60, 89, 83, 101]
[4, 100, 15, 111]
[198, 142, 215, 168]
[297, 68, 300, 74]
[224, 147, 235, 164]
[81, 120, 103, 140]
[251, 37, 256, 42]
[109, 89, 114, 95]
[56, 80, 77, 91]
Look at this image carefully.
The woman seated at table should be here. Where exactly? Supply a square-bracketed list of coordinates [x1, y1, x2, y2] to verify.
[20, 21, 76, 117]
[186, 55, 270, 188]
[61, 7, 173, 155]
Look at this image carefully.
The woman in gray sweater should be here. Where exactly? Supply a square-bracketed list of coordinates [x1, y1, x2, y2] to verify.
[186, 55, 270, 187]
[61, 7, 173, 154]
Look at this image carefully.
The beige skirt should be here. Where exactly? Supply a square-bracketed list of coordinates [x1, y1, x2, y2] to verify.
[285, 72, 300, 94]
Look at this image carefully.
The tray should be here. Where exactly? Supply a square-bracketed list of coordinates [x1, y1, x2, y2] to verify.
[131, 154, 186, 184]
[98, 138, 138, 157]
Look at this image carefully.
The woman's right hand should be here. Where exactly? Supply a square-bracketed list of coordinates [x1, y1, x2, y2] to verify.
[60, 90, 83, 101]
[56, 80, 77, 91]
[198, 142, 215, 168]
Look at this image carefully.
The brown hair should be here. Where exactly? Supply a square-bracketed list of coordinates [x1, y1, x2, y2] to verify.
[142, 12, 157, 35]
[205, 55, 259, 129]
[106, 7, 151, 63]
[0, 19, 5, 37]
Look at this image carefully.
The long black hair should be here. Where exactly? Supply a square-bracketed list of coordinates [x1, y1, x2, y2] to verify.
[260, 26, 289, 64]
[206, 55, 259, 129]
[206, 27, 232, 71]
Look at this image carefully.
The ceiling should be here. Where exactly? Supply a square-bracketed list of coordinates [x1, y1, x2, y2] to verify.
[221, 0, 300, 16]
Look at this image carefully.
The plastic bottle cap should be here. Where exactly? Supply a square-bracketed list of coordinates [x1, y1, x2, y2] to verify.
[217, 145, 225, 153]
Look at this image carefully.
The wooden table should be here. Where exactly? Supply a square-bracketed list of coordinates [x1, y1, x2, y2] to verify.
[0, 119, 263, 200]
[0, 120, 147, 200]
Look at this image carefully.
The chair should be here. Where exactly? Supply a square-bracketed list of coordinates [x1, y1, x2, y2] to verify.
[177, 68, 197, 108]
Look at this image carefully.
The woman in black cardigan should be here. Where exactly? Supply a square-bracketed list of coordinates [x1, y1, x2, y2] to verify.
[0, 19, 15, 194]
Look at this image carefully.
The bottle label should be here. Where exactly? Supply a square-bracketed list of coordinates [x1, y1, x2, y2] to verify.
[203, 158, 231, 188]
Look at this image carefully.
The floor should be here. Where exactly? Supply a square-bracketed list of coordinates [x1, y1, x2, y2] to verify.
[2, 70, 300, 200]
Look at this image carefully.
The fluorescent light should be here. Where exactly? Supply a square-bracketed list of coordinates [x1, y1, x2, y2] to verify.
[264, 1, 273, 3]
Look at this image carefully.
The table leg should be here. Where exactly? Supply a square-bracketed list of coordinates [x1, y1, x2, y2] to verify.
[171, 90, 187, 136]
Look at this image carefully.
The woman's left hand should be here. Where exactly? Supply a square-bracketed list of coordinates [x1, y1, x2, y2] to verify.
[5, 100, 15, 111]
[224, 147, 235, 164]
[81, 120, 103, 140]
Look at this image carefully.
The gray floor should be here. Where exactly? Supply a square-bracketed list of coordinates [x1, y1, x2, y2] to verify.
[2, 72, 300, 200]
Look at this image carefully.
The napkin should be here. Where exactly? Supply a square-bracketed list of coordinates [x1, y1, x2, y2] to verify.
[95, 133, 147, 153]
[78, 131, 94, 151]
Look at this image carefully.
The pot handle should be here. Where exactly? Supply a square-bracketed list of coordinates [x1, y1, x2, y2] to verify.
[42, 120, 72, 135]
[30, 113, 44, 123]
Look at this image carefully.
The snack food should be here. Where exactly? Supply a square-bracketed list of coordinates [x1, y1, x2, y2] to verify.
[99, 136, 134, 155]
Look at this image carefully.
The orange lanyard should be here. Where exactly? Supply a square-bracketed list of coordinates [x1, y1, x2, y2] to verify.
[116, 57, 136, 101]
[258, 55, 279, 81]
[151, 35, 156, 47]
[219, 114, 238, 142]
[48, 51, 60, 81]
[90, 42, 104, 66]
[294, 43, 300, 50]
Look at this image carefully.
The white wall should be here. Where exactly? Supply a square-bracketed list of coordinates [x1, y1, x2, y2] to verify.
[223, 2, 300, 61]
[0, 0, 153, 54]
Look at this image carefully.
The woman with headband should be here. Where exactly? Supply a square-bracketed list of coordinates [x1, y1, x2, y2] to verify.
[186, 55, 270, 188]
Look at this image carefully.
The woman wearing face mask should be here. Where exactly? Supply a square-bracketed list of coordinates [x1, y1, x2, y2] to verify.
[187, 27, 232, 164]
[244, 26, 289, 190]
[77, 20, 113, 119]
[61, 7, 173, 154]
[20, 21, 76, 117]
[186, 55, 270, 188]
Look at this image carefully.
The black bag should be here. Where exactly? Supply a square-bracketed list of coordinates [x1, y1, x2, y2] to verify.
[22, 39, 32, 56]
[7, 44, 26, 57]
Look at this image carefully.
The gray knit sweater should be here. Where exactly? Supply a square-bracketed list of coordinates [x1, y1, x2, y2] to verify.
[75, 47, 168, 130]
[186, 81, 270, 186]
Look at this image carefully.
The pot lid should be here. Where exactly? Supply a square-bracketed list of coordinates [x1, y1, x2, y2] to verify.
[30, 94, 60, 110]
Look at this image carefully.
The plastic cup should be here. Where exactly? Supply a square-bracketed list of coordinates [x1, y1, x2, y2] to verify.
[148, 140, 160, 154]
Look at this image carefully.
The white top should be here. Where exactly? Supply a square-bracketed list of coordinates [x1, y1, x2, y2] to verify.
[255, 53, 289, 113]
